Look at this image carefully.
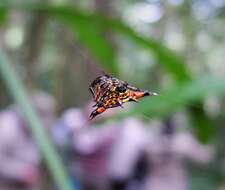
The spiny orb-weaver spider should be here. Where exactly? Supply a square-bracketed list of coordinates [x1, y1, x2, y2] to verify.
[89, 74, 158, 119]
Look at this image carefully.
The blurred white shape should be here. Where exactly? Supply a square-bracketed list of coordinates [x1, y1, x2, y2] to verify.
[0, 109, 41, 185]
[192, 1, 216, 21]
[165, 29, 185, 51]
[61, 108, 86, 131]
[143, 119, 213, 190]
[174, 133, 213, 163]
[73, 122, 118, 155]
[168, 0, 184, 6]
[4, 26, 24, 49]
[196, 32, 212, 51]
[75, 129, 97, 154]
[204, 95, 221, 118]
[49, 0, 65, 5]
[27, 90, 56, 129]
[0, 110, 20, 140]
[53, 108, 86, 147]
[145, 0, 161, 3]
[210, 0, 225, 7]
[207, 47, 225, 76]
[124, 3, 162, 24]
[108, 118, 149, 179]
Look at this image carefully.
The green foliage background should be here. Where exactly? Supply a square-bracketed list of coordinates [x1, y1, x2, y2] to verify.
[0, 1, 225, 190]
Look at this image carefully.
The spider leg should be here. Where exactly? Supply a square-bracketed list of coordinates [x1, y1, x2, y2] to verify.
[118, 99, 124, 108]
[89, 107, 106, 120]
[129, 98, 139, 102]
[89, 86, 95, 99]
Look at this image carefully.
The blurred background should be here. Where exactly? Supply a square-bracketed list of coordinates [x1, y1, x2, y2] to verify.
[0, 0, 225, 190]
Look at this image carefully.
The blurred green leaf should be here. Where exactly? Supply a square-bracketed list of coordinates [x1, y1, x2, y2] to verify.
[0, 0, 9, 24]
[0, 7, 7, 24]
[99, 18, 192, 82]
[45, 6, 191, 81]
[0, 3, 118, 75]
[53, 11, 118, 75]
[126, 76, 225, 118]
[1, 4, 191, 81]
[190, 106, 214, 143]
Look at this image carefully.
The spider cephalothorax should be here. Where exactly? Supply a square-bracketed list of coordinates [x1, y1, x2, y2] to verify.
[89, 74, 157, 119]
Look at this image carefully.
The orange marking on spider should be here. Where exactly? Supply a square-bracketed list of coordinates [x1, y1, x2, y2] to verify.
[89, 74, 157, 119]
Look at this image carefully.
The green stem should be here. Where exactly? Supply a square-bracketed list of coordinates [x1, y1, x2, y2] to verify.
[0, 50, 75, 190]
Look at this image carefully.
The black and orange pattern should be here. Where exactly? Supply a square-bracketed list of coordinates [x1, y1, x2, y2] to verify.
[89, 74, 157, 119]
